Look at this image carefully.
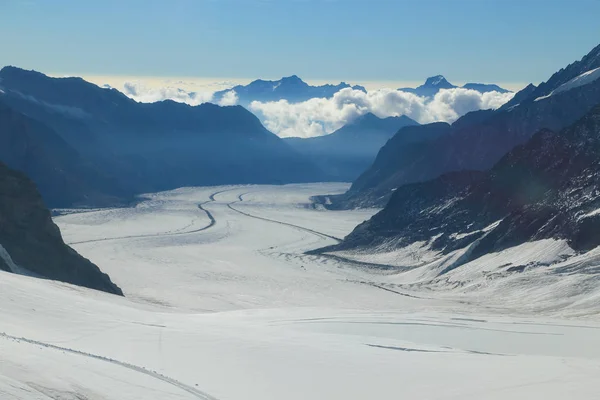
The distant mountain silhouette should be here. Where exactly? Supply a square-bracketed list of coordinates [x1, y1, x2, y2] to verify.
[284, 113, 419, 181]
[0, 161, 122, 294]
[399, 75, 457, 97]
[461, 82, 511, 93]
[214, 74, 509, 107]
[213, 75, 367, 106]
[0, 67, 325, 207]
[322, 43, 600, 208]
[399, 75, 510, 97]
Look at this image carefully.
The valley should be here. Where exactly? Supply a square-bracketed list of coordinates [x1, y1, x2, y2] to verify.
[2, 3, 600, 399]
[1, 183, 599, 400]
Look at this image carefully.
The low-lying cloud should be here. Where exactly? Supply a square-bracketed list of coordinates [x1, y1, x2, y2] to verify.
[217, 90, 239, 106]
[249, 88, 514, 138]
[105, 80, 513, 138]
[119, 81, 214, 105]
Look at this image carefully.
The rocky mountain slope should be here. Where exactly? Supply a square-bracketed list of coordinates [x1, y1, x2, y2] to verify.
[526, 43, 600, 102]
[213, 75, 366, 106]
[0, 67, 325, 207]
[284, 113, 418, 181]
[499, 83, 537, 110]
[326, 105, 600, 276]
[329, 43, 600, 208]
[0, 161, 122, 294]
[0, 100, 126, 207]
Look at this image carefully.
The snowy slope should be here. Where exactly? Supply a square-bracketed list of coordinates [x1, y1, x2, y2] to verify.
[535, 66, 600, 101]
[2, 183, 600, 399]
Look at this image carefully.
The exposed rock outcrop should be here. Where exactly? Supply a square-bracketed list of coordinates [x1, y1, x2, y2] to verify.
[0, 162, 123, 295]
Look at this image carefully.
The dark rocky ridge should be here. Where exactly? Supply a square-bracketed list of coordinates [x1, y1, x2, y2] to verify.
[0, 100, 126, 207]
[330, 170, 486, 252]
[525, 43, 600, 102]
[499, 83, 537, 110]
[328, 105, 600, 272]
[327, 44, 600, 209]
[0, 161, 122, 295]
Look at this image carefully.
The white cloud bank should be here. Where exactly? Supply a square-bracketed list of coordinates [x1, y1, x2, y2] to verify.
[107, 82, 241, 107]
[217, 90, 239, 106]
[117, 81, 214, 105]
[249, 88, 514, 138]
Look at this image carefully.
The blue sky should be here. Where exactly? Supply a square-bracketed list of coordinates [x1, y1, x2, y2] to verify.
[1, 0, 599, 87]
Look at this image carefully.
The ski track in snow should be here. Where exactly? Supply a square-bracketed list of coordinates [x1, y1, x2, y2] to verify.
[0, 332, 218, 400]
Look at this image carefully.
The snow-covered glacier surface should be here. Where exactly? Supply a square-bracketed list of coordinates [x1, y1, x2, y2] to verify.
[2, 183, 600, 400]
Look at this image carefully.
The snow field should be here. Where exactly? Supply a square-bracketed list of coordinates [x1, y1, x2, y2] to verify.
[1, 183, 599, 399]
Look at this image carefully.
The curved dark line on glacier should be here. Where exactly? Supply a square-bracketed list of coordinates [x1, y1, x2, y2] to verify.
[68, 189, 233, 245]
[227, 193, 342, 242]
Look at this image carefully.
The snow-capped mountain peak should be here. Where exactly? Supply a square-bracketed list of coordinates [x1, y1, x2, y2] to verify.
[424, 75, 451, 87]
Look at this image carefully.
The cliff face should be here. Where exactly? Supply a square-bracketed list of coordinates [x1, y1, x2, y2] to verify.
[0, 162, 122, 295]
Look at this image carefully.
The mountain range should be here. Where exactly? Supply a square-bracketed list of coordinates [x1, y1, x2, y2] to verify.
[322, 44, 600, 209]
[212, 75, 367, 106]
[284, 113, 419, 181]
[316, 43, 600, 286]
[213, 75, 510, 108]
[326, 104, 600, 276]
[2, 43, 600, 296]
[0, 67, 326, 207]
[399, 75, 511, 97]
